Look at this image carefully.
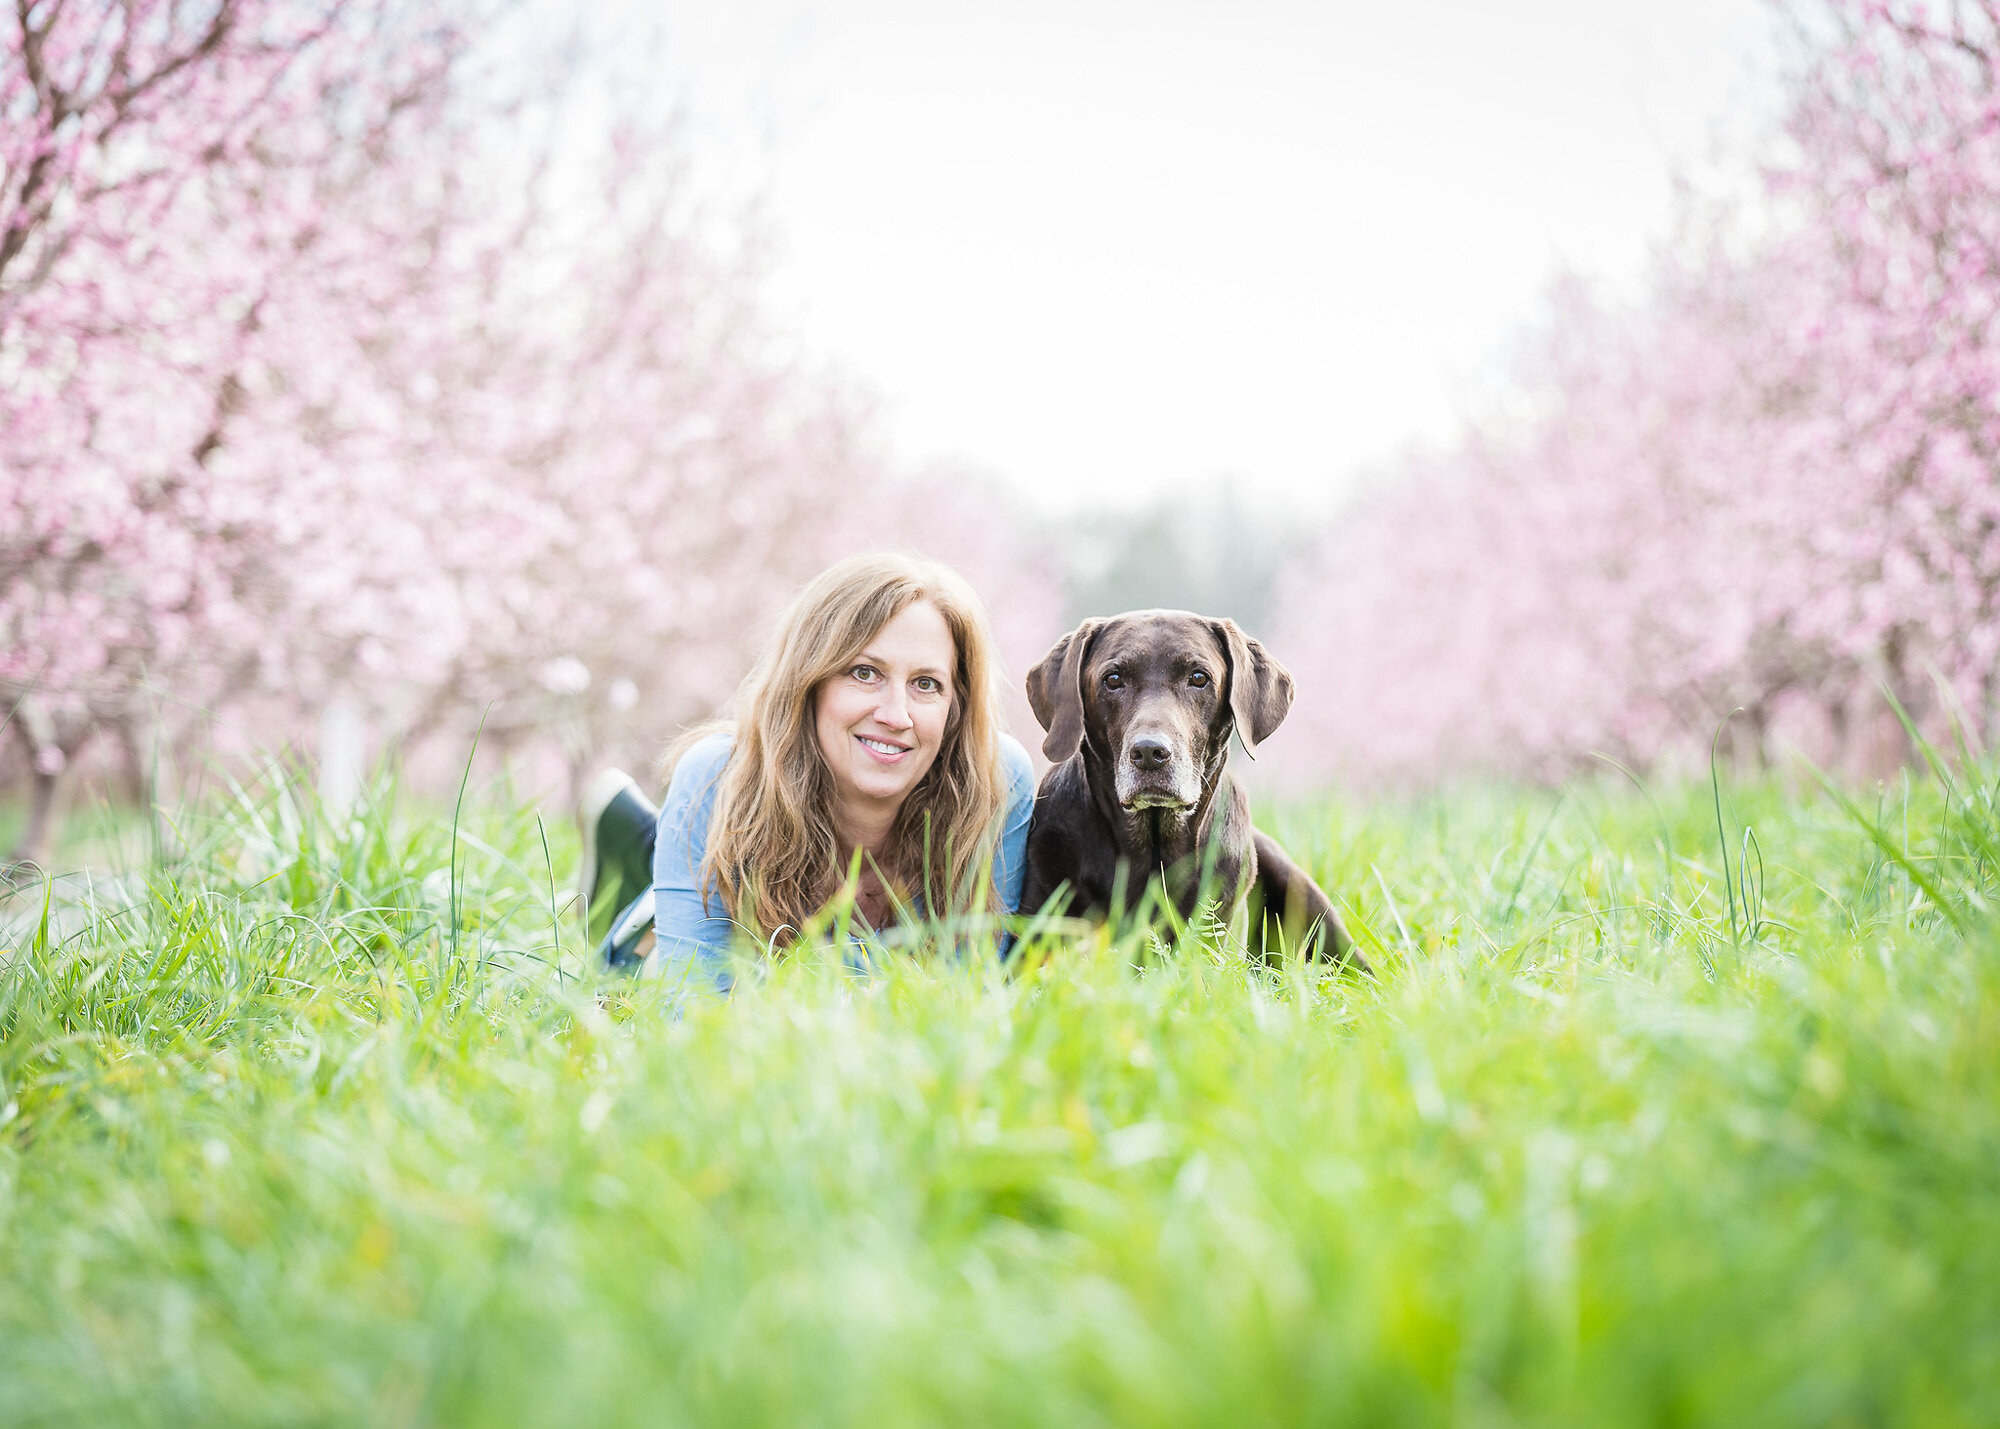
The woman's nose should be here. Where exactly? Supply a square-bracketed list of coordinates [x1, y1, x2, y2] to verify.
[874, 686, 914, 729]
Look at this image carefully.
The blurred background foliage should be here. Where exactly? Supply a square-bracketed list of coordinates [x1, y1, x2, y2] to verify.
[1056, 493, 1291, 634]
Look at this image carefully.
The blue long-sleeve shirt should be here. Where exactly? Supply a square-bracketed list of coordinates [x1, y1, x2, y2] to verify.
[648, 730, 1037, 992]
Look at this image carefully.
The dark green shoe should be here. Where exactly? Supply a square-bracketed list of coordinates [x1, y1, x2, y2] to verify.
[577, 770, 658, 952]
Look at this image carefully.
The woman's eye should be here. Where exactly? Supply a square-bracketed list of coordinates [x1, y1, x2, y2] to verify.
[913, 676, 942, 694]
[851, 665, 879, 683]
[1103, 671, 1124, 690]
[1188, 670, 1211, 688]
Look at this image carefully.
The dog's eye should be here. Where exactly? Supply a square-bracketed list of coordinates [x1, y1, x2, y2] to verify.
[1188, 671, 1211, 689]
[1103, 670, 1124, 690]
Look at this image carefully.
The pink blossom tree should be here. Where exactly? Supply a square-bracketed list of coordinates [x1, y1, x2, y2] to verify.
[0, 0, 484, 858]
[1273, 0, 2000, 788]
[1, 0, 1062, 861]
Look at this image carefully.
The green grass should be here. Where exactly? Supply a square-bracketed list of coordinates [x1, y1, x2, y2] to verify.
[2, 759, 1998, 1426]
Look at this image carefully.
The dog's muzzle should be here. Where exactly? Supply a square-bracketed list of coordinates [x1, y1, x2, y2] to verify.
[1117, 733, 1199, 811]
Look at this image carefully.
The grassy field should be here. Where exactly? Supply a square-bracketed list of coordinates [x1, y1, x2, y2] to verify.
[2, 757, 1997, 1426]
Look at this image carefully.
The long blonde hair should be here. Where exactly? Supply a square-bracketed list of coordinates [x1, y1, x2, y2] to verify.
[668, 553, 1009, 944]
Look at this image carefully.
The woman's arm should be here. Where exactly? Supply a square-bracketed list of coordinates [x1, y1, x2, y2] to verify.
[648, 732, 739, 994]
[993, 733, 1037, 917]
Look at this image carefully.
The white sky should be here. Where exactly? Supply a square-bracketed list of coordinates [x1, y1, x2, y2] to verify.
[601, 0, 1778, 519]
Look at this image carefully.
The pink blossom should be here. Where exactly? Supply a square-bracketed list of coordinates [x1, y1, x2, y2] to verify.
[1273, 0, 2000, 787]
[1, 0, 1062, 856]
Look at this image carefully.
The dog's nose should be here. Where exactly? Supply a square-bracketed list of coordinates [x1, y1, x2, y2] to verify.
[1128, 735, 1172, 772]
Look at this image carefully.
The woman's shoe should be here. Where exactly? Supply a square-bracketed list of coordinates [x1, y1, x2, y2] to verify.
[577, 769, 658, 950]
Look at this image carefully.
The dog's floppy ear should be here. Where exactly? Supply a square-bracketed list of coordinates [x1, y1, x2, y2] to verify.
[1026, 619, 1103, 763]
[1214, 618, 1294, 759]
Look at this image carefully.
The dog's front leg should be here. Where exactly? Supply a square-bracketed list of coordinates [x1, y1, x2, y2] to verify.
[1250, 829, 1368, 973]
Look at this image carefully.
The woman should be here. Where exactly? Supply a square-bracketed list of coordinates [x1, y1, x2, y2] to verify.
[577, 553, 1037, 991]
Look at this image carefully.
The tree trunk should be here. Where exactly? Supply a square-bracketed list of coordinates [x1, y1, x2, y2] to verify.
[112, 702, 187, 864]
[7, 759, 68, 871]
[6, 697, 80, 870]
[318, 695, 367, 818]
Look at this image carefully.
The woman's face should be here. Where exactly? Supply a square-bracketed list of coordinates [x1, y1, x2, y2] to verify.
[814, 599, 957, 828]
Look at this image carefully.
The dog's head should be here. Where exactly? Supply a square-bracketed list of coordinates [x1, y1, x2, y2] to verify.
[1026, 610, 1295, 813]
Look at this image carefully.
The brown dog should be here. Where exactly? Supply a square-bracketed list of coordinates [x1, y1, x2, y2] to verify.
[1018, 610, 1367, 971]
